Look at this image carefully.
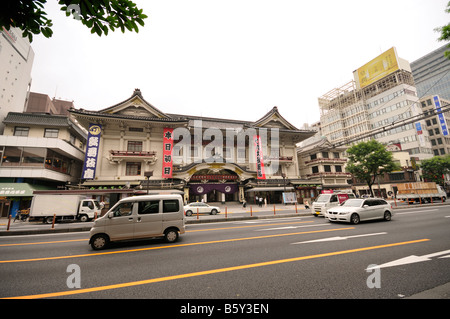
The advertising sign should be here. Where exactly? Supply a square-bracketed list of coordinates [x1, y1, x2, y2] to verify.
[433, 95, 449, 136]
[82, 123, 102, 179]
[253, 135, 266, 179]
[355, 47, 400, 89]
[162, 128, 174, 178]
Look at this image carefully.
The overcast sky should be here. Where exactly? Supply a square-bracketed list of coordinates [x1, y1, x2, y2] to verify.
[29, 0, 450, 129]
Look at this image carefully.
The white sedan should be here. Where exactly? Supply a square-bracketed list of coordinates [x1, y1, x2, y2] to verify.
[325, 198, 393, 224]
[184, 202, 221, 216]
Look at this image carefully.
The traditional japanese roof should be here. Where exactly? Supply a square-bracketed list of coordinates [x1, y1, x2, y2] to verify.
[3, 111, 87, 140]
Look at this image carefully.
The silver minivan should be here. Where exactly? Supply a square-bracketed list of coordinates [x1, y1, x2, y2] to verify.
[89, 194, 185, 250]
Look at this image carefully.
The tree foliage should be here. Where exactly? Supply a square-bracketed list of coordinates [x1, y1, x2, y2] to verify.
[420, 155, 450, 185]
[1, 0, 147, 42]
[346, 140, 400, 197]
[435, 1, 450, 59]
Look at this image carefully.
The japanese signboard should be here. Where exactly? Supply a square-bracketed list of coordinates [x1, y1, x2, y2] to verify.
[253, 135, 266, 179]
[433, 95, 449, 136]
[82, 123, 102, 179]
[162, 128, 174, 178]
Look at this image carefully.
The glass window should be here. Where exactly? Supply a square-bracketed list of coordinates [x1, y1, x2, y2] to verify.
[163, 200, 179, 213]
[44, 128, 59, 138]
[127, 141, 143, 152]
[126, 162, 141, 175]
[111, 202, 133, 217]
[22, 148, 45, 166]
[2, 147, 22, 165]
[138, 200, 159, 214]
[14, 127, 29, 136]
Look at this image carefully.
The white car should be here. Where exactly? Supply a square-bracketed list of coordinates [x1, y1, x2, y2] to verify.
[184, 202, 221, 216]
[325, 198, 393, 224]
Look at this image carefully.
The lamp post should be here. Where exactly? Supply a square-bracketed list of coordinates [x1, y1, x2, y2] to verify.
[144, 171, 153, 195]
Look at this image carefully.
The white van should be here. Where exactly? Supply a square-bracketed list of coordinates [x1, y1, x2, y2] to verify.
[89, 194, 185, 250]
[311, 191, 356, 217]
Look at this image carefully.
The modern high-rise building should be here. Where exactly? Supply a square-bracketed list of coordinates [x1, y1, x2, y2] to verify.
[0, 27, 35, 134]
[411, 44, 450, 101]
[319, 47, 433, 160]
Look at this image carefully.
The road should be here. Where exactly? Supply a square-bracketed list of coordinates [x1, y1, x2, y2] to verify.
[0, 205, 449, 305]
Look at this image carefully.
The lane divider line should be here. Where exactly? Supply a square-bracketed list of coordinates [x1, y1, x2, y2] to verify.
[3, 238, 430, 299]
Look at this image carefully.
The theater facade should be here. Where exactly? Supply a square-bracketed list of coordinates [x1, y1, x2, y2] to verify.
[70, 89, 315, 204]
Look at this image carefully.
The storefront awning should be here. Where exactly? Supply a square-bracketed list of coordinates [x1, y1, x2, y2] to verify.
[0, 183, 52, 197]
[246, 186, 294, 192]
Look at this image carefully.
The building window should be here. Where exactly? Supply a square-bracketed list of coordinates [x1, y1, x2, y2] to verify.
[333, 152, 340, 159]
[14, 127, 29, 136]
[70, 134, 76, 145]
[44, 128, 59, 138]
[310, 153, 317, 160]
[129, 127, 144, 132]
[324, 165, 331, 172]
[322, 152, 329, 159]
[335, 165, 342, 172]
[126, 162, 141, 175]
[127, 141, 143, 152]
[312, 166, 319, 174]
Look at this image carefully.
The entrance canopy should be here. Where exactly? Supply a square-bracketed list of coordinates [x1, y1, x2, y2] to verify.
[190, 183, 238, 195]
[246, 186, 294, 192]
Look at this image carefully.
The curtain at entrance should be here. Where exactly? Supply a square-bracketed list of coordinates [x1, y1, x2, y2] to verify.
[190, 184, 238, 195]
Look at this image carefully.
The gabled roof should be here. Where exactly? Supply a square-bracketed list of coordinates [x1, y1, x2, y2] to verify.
[99, 88, 170, 119]
[249, 106, 299, 131]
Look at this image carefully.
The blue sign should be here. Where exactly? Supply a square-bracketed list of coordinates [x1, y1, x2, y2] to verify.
[82, 123, 102, 179]
[433, 95, 449, 136]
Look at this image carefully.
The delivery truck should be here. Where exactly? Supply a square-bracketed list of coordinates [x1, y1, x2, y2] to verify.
[396, 182, 447, 203]
[29, 194, 101, 223]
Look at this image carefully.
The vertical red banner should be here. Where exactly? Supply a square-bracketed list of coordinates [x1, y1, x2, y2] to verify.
[162, 128, 174, 178]
[253, 135, 266, 179]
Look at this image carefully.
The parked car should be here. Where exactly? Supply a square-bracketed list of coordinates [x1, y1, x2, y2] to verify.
[184, 202, 220, 216]
[325, 198, 393, 224]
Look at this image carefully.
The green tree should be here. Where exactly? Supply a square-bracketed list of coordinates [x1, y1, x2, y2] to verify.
[420, 155, 450, 185]
[1, 0, 147, 42]
[435, 1, 450, 58]
[346, 140, 400, 197]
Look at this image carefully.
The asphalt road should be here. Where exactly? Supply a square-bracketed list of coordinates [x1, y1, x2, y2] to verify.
[0, 205, 449, 305]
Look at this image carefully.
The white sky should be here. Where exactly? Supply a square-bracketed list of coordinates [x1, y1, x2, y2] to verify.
[29, 0, 450, 129]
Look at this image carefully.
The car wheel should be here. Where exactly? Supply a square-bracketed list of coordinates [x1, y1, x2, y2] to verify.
[350, 213, 360, 225]
[210, 209, 218, 215]
[91, 234, 109, 250]
[384, 211, 392, 221]
[79, 214, 89, 222]
[164, 228, 179, 243]
[186, 210, 192, 216]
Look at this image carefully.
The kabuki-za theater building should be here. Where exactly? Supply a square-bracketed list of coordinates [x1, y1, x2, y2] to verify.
[70, 89, 315, 205]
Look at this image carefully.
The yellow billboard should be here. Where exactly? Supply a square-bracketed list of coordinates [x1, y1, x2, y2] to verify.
[355, 47, 399, 89]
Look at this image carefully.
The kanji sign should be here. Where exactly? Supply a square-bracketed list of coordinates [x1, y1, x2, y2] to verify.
[253, 135, 266, 179]
[82, 124, 102, 179]
[162, 128, 174, 178]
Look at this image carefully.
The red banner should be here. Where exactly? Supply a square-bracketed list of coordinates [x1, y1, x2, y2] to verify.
[162, 128, 174, 178]
[253, 135, 266, 179]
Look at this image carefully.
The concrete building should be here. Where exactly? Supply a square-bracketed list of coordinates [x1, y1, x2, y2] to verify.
[411, 44, 450, 101]
[0, 112, 87, 217]
[70, 89, 316, 205]
[420, 95, 450, 156]
[319, 47, 433, 161]
[0, 27, 35, 134]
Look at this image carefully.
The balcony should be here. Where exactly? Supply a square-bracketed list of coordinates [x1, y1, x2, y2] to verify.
[264, 156, 294, 167]
[304, 158, 347, 165]
[108, 150, 157, 165]
[306, 172, 352, 179]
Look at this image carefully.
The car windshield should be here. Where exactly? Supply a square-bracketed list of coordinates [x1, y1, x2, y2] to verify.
[316, 194, 331, 202]
[340, 199, 364, 207]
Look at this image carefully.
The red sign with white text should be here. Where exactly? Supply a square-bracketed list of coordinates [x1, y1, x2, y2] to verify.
[162, 128, 174, 178]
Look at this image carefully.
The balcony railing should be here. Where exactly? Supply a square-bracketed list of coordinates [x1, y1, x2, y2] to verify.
[304, 158, 347, 165]
[306, 172, 352, 178]
[108, 150, 157, 164]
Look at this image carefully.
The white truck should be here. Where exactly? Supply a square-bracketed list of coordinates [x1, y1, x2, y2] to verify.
[396, 182, 447, 203]
[29, 194, 101, 224]
[311, 190, 356, 217]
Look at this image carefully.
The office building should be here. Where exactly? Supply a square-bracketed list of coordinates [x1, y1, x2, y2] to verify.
[319, 47, 433, 160]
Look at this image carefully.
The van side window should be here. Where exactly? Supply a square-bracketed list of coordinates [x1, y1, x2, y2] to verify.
[111, 202, 133, 217]
[330, 195, 338, 202]
[163, 200, 179, 213]
[138, 200, 159, 214]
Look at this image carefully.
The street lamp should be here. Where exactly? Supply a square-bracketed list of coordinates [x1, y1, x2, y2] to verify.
[144, 171, 153, 195]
